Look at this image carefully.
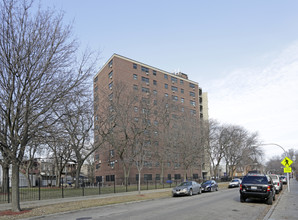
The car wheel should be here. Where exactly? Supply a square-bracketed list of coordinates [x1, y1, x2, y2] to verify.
[273, 193, 276, 201]
[276, 190, 279, 194]
[216, 187, 218, 191]
[172, 193, 176, 197]
[189, 189, 193, 196]
[267, 194, 273, 205]
[198, 187, 202, 194]
[240, 195, 246, 203]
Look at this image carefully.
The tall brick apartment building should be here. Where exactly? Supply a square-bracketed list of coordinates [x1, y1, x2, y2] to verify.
[93, 54, 210, 184]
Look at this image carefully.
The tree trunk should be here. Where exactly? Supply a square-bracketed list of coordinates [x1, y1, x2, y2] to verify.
[138, 170, 141, 195]
[2, 164, 9, 193]
[75, 162, 83, 188]
[160, 161, 164, 184]
[11, 162, 21, 212]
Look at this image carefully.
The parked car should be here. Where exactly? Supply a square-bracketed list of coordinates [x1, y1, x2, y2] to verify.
[268, 174, 282, 194]
[240, 173, 275, 205]
[228, 179, 242, 188]
[172, 181, 202, 197]
[201, 180, 218, 192]
[280, 175, 287, 185]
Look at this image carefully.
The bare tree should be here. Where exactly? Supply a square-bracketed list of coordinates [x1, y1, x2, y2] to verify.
[55, 89, 96, 188]
[172, 110, 203, 180]
[0, 0, 92, 211]
[223, 125, 260, 178]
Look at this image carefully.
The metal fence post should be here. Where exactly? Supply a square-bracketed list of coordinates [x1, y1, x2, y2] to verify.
[98, 181, 101, 195]
[147, 179, 149, 190]
[113, 178, 116, 193]
[61, 178, 64, 198]
[38, 177, 41, 200]
[7, 176, 10, 203]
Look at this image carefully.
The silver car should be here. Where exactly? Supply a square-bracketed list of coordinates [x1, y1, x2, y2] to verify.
[172, 181, 202, 196]
[269, 174, 282, 194]
[228, 179, 241, 188]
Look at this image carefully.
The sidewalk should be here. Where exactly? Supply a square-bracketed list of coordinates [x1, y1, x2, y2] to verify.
[264, 177, 298, 220]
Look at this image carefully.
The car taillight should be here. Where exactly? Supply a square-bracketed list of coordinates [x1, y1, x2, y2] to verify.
[240, 184, 242, 190]
[267, 186, 270, 191]
[277, 182, 279, 186]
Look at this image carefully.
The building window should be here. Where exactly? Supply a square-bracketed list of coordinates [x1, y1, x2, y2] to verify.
[133, 84, 138, 90]
[174, 174, 181, 180]
[164, 74, 168, 79]
[180, 79, 184, 85]
[190, 100, 196, 106]
[190, 91, 195, 97]
[133, 63, 137, 69]
[153, 90, 157, 95]
[134, 117, 139, 122]
[109, 71, 113, 79]
[142, 76, 149, 83]
[142, 87, 149, 93]
[133, 74, 138, 80]
[110, 149, 114, 157]
[181, 107, 184, 112]
[168, 174, 171, 180]
[190, 109, 196, 115]
[144, 174, 152, 181]
[165, 84, 168, 89]
[181, 98, 184, 103]
[189, 83, 195, 89]
[171, 76, 177, 83]
[165, 93, 168, 97]
[156, 174, 160, 180]
[193, 174, 199, 179]
[153, 100, 157, 105]
[181, 88, 184, 94]
[96, 164, 100, 169]
[109, 93, 113, 100]
[154, 120, 158, 126]
[172, 95, 178, 101]
[153, 70, 157, 76]
[94, 76, 98, 82]
[108, 82, 113, 90]
[141, 66, 149, 73]
[153, 80, 157, 85]
[171, 86, 178, 92]
[95, 154, 99, 161]
[134, 106, 138, 112]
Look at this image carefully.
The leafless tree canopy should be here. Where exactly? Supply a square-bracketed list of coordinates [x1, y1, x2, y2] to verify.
[0, 0, 94, 211]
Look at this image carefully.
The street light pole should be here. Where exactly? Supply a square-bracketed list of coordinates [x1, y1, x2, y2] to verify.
[257, 143, 290, 192]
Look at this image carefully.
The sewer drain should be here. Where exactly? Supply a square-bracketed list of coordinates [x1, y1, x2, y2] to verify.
[76, 217, 92, 220]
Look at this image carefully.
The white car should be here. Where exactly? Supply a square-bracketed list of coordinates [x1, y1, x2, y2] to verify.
[228, 179, 241, 188]
[269, 174, 282, 194]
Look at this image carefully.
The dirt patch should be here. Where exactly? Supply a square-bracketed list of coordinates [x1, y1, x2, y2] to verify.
[0, 209, 31, 216]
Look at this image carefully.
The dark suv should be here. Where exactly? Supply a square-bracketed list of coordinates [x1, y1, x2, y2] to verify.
[239, 173, 276, 205]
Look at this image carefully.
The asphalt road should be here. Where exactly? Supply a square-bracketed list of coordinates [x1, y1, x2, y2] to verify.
[31, 188, 273, 220]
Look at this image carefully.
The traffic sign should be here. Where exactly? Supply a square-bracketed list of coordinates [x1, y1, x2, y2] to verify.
[281, 157, 293, 167]
[284, 167, 292, 173]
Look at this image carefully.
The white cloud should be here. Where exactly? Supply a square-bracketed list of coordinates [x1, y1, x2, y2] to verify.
[206, 41, 298, 159]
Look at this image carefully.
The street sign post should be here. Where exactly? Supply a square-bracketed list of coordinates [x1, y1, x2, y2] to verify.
[281, 157, 293, 192]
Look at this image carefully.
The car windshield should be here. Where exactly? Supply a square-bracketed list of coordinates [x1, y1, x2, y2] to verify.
[178, 182, 192, 186]
[269, 175, 278, 180]
[232, 180, 239, 182]
[242, 176, 268, 184]
[203, 181, 212, 184]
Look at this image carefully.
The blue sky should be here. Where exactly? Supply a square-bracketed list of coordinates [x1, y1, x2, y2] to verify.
[44, 0, 298, 160]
